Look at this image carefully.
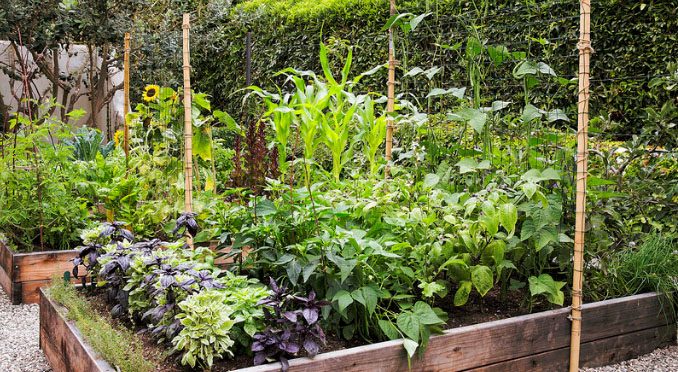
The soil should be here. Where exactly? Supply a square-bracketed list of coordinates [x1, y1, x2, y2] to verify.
[84, 286, 562, 372]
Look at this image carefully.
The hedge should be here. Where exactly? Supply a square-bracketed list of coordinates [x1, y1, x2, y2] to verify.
[136, 0, 677, 135]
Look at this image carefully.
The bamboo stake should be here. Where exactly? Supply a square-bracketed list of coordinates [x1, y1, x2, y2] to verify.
[569, 0, 592, 370]
[384, 0, 396, 179]
[123, 33, 130, 172]
[182, 13, 194, 248]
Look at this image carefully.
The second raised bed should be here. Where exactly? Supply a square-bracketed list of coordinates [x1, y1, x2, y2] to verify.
[40, 289, 676, 372]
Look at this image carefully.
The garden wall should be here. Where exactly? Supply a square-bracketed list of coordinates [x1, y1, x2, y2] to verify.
[0, 41, 124, 135]
[40, 289, 675, 372]
[0, 240, 81, 304]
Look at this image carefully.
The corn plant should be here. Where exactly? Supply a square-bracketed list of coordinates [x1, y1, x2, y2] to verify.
[320, 98, 357, 183]
[356, 95, 387, 179]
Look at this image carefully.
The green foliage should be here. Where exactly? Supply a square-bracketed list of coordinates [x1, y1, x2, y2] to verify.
[48, 277, 154, 372]
[173, 0, 678, 138]
[172, 290, 237, 369]
[64, 127, 115, 161]
[588, 235, 678, 303]
[0, 102, 90, 251]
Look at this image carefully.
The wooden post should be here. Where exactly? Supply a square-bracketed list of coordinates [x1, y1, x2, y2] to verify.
[182, 14, 194, 248]
[246, 31, 252, 87]
[384, 0, 396, 179]
[123, 33, 130, 171]
[569, 0, 592, 371]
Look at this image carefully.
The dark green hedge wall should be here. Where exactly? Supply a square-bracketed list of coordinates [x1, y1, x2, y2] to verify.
[181, 0, 677, 134]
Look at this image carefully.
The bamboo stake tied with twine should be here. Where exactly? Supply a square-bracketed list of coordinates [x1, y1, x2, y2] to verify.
[182, 13, 195, 248]
[123, 33, 130, 173]
[569, 0, 593, 370]
[384, 0, 397, 179]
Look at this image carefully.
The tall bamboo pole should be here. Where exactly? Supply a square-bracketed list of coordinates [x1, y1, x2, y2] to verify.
[569, 0, 592, 370]
[384, 0, 396, 178]
[123, 33, 130, 172]
[182, 14, 194, 247]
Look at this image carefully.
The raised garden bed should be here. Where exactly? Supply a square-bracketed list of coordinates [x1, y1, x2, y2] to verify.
[40, 289, 676, 372]
[39, 289, 114, 372]
[0, 239, 82, 304]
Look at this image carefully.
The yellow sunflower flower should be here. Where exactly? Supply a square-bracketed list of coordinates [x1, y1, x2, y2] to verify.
[143, 84, 160, 102]
[113, 130, 124, 147]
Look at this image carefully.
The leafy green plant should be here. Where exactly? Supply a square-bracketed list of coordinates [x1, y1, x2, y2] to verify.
[356, 95, 387, 179]
[172, 289, 237, 369]
[64, 127, 115, 161]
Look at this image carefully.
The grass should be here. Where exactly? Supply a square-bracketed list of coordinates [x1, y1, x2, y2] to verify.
[590, 234, 678, 306]
[48, 277, 155, 372]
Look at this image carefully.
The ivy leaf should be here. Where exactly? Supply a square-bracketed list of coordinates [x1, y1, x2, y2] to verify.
[537, 62, 557, 76]
[466, 37, 483, 58]
[487, 45, 510, 65]
[459, 108, 487, 133]
[456, 157, 491, 174]
[547, 109, 570, 123]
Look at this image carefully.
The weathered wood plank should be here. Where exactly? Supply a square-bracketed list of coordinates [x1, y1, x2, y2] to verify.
[211, 243, 252, 266]
[40, 285, 673, 372]
[237, 292, 672, 372]
[40, 327, 68, 372]
[39, 289, 115, 372]
[0, 259, 11, 297]
[23, 280, 53, 304]
[0, 240, 13, 280]
[14, 250, 78, 282]
[462, 324, 676, 372]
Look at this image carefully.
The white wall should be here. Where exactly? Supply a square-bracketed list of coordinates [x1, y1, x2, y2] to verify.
[0, 41, 124, 138]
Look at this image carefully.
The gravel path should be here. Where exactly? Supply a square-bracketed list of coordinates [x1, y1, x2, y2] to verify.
[581, 345, 678, 372]
[0, 288, 52, 372]
[0, 285, 677, 372]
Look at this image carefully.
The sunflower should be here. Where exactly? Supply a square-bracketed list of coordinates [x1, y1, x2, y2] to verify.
[143, 84, 160, 102]
[113, 130, 124, 147]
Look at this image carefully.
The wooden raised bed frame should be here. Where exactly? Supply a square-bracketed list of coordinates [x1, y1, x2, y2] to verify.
[40, 289, 676, 372]
[0, 239, 80, 304]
